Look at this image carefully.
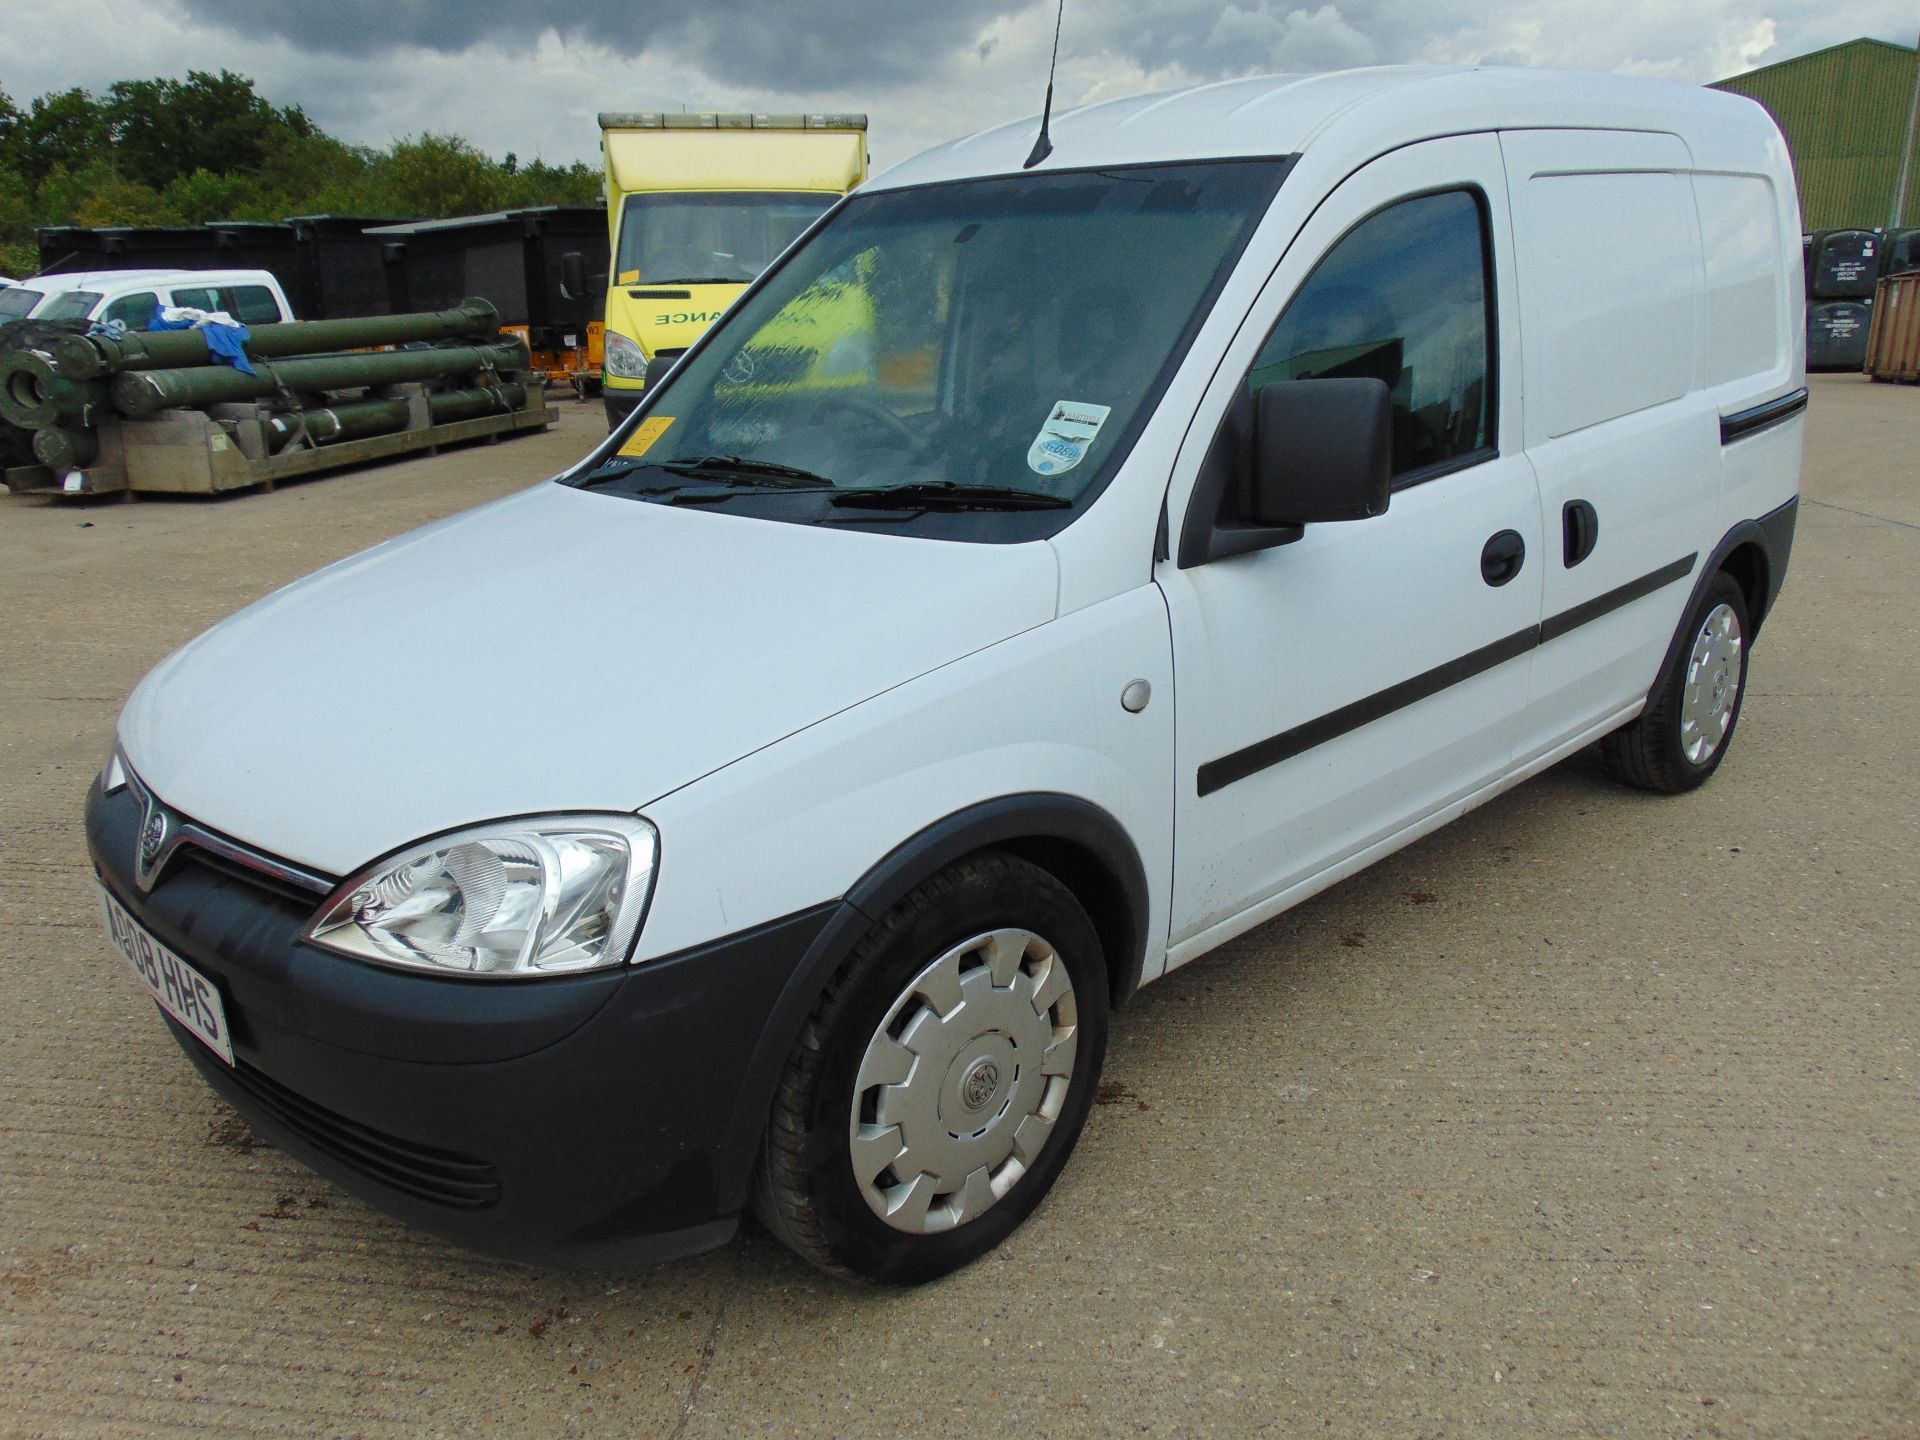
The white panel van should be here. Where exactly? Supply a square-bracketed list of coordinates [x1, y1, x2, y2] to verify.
[88, 68, 1805, 1283]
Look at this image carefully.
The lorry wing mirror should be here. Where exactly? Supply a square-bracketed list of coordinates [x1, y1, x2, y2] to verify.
[560, 251, 585, 301]
[1251, 377, 1392, 526]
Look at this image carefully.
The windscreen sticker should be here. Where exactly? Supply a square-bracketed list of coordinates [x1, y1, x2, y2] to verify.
[618, 268, 642, 285]
[617, 415, 675, 457]
[1027, 401, 1112, 478]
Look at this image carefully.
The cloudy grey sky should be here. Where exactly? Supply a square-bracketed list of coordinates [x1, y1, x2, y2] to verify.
[3, 1, 1915, 173]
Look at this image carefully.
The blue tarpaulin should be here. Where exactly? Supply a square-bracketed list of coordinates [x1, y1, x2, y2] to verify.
[148, 311, 256, 375]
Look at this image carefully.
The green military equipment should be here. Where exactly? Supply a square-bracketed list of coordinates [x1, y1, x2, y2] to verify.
[0, 353, 107, 429]
[264, 383, 528, 450]
[111, 338, 530, 417]
[0, 299, 549, 496]
[49, 299, 503, 381]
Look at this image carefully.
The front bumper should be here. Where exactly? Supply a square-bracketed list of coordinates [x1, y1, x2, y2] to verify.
[603, 388, 643, 430]
[85, 778, 835, 1268]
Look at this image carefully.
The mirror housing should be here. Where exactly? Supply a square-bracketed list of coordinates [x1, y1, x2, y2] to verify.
[560, 251, 586, 301]
[1251, 377, 1392, 527]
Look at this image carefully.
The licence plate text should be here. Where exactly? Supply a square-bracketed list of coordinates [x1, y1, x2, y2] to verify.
[100, 887, 235, 1065]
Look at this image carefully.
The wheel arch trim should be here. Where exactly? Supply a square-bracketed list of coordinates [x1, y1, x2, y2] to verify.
[840, 792, 1152, 1007]
[1642, 498, 1796, 708]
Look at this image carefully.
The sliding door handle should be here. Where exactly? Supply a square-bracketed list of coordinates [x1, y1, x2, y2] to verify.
[1563, 499, 1599, 567]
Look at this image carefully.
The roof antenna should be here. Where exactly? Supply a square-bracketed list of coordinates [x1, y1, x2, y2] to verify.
[1023, 0, 1066, 169]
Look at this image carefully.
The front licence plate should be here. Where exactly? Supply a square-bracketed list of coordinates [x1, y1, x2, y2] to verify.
[99, 885, 234, 1065]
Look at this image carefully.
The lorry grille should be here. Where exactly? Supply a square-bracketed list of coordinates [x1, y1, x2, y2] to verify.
[225, 1060, 502, 1210]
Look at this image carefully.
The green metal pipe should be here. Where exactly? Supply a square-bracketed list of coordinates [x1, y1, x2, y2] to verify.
[0, 358, 56, 429]
[264, 383, 530, 451]
[32, 424, 97, 473]
[426, 382, 528, 425]
[265, 398, 410, 450]
[111, 339, 531, 417]
[0, 348, 107, 429]
[48, 298, 503, 381]
[0, 345, 58, 427]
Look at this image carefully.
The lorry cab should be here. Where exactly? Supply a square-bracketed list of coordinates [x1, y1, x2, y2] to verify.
[91, 68, 1805, 1285]
[0, 268, 296, 328]
[597, 111, 869, 429]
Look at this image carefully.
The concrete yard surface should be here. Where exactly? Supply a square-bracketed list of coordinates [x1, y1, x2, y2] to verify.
[0, 381, 1914, 1437]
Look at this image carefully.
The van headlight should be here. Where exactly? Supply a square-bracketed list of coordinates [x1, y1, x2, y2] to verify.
[604, 331, 649, 382]
[304, 815, 658, 978]
[100, 742, 129, 794]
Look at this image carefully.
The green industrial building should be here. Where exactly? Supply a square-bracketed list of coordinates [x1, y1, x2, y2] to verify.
[1711, 36, 1920, 233]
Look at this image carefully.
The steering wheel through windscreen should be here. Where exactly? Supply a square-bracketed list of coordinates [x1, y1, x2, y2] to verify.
[795, 390, 930, 459]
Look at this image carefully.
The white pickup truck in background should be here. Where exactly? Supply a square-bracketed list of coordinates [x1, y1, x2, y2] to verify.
[0, 269, 296, 328]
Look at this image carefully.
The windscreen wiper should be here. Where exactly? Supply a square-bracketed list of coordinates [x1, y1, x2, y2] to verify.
[658, 454, 835, 487]
[572, 455, 681, 489]
[574, 453, 832, 492]
[828, 482, 1073, 511]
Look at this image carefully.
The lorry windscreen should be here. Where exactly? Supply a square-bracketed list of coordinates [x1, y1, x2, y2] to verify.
[576, 159, 1291, 543]
[617, 192, 838, 285]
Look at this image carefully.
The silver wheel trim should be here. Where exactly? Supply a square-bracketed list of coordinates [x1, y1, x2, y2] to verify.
[1679, 601, 1744, 765]
[848, 928, 1079, 1235]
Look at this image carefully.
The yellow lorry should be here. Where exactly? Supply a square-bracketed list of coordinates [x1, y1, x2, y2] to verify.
[597, 111, 869, 429]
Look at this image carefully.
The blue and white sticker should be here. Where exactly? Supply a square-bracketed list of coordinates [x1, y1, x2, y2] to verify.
[1027, 401, 1112, 478]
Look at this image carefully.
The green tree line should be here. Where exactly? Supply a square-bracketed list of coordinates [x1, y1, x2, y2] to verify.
[0, 69, 599, 278]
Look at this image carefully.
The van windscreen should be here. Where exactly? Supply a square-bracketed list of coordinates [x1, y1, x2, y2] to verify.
[577, 159, 1291, 543]
[36, 291, 102, 321]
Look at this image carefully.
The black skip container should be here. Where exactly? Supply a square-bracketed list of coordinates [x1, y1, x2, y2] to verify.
[285, 216, 408, 319]
[38, 225, 223, 274]
[1808, 229, 1881, 299]
[1884, 228, 1920, 278]
[1807, 299, 1874, 371]
[369, 208, 609, 348]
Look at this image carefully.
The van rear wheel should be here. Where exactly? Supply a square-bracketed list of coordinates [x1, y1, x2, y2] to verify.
[1602, 572, 1750, 793]
[754, 853, 1109, 1283]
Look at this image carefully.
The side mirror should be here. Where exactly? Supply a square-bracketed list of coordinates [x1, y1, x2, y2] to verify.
[560, 251, 585, 301]
[1251, 377, 1392, 526]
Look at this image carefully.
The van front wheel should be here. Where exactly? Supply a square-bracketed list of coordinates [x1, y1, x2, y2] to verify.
[1603, 572, 1750, 793]
[755, 853, 1109, 1283]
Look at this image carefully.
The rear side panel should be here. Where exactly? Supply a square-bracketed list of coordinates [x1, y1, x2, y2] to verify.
[1688, 110, 1807, 560]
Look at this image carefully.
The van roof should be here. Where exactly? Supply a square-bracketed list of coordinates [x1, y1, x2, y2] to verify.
[18, 268, 285, 293]
[13, 269, 188, 293]
[869, 66, 1775, 191]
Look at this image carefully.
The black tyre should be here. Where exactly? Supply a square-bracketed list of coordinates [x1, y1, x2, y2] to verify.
[755, 852, 1110, 1284]
[1602, 571, 1751, 793]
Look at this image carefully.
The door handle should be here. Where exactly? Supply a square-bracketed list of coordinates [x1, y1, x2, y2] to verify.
[1481, 529, 1526, 587]
[1563, 499, 1599, 567]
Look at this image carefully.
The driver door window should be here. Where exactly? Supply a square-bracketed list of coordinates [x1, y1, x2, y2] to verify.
[1247, 189, 1494, 483]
